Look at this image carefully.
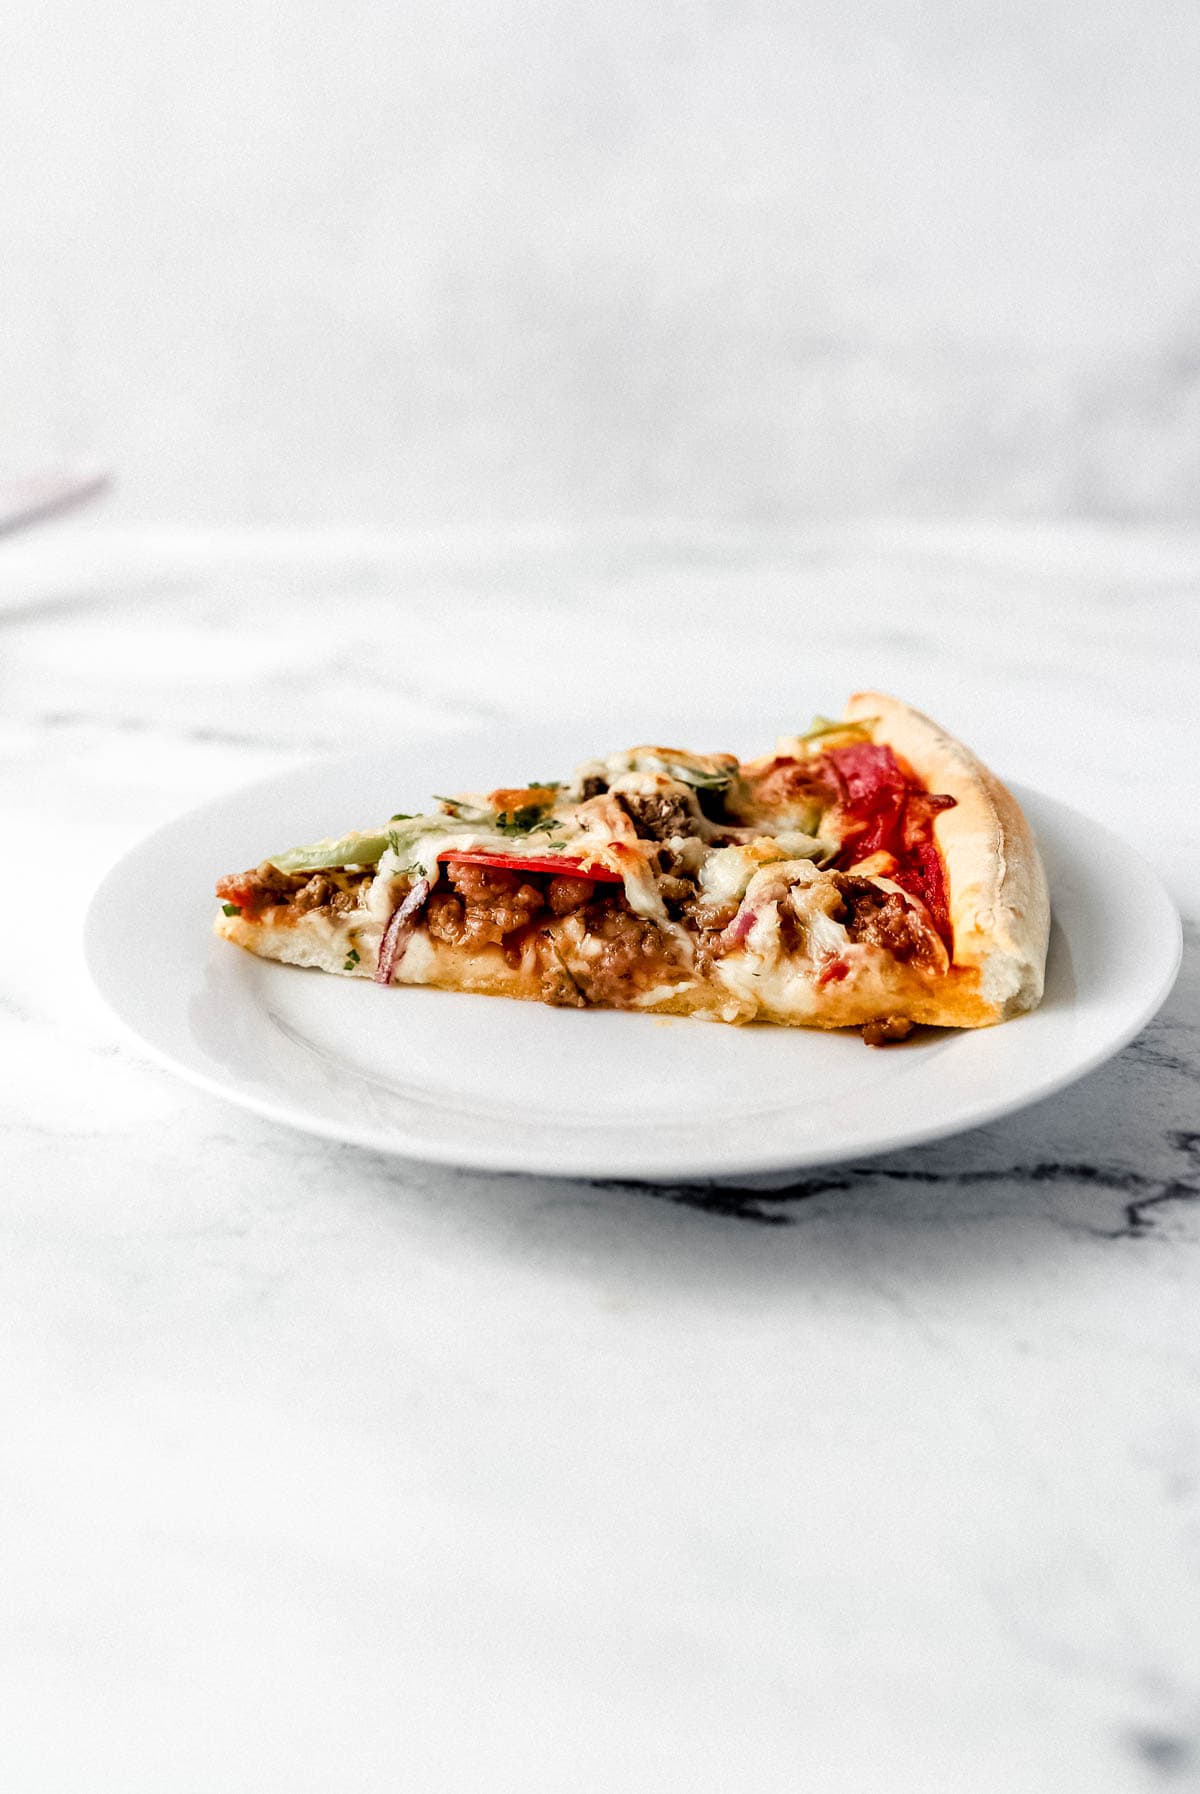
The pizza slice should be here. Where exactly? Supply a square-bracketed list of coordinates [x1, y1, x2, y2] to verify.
[214, 693, 1050, 1042]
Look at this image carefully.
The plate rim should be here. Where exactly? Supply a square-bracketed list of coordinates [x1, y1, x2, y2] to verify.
[84, 738, 1184, 1181]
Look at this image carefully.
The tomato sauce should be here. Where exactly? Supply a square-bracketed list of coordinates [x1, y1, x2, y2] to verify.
[823, 743, 955, 942]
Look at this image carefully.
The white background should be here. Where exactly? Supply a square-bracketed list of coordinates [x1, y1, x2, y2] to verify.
[6, 0, 1200, 523]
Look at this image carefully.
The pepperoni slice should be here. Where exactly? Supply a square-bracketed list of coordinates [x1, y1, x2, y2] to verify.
[824, 743, 955, 942]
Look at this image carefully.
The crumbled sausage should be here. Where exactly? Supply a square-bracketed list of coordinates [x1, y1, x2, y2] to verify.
[215, 863, 296, 912]
[426, 893, 466, 944]
[216, 863, 369, 919]
[546, 875, 595, 915]
[443, 860, 544, 945]
[833, 876, 934, 964]
[538, 958, 588, 1007]
[575, 901, 680, 1004]
[655, 874, 694, 906]
[616, 790, 696, 841]
[692, 926, 730, 975]
[292, 874, 334, 914]
[423, 863, 679, 1003]
[861, 1016, 914, 1047]
[686, 899, 740, 933]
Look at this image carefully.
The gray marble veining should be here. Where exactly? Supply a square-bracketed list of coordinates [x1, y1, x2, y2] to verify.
[1, 524, 1197, 1793]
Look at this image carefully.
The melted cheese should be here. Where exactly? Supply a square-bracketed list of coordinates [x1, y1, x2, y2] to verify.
[698, 835, 827, 908]
[578, 745, 740, 790]
[267, 737, 941, 996]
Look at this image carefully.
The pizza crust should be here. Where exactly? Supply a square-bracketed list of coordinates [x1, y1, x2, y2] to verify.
[843, 691, 1050, 1024]
[215, 909, 370, 973]
[215, 898, 1024, 1032]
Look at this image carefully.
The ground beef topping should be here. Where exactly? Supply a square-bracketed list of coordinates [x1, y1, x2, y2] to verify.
[216, 863, 366, 919]
[442, 859, 545, 946]
[425, 892, 466, 945]
[215, 863, 296, 913]
[575, 901, 681, 1006]
[832, 875, 938, 966]
[291, 874, 334, 914]
[615, 790, 697, 841]
[539, 963, 588, 1008]
[545, 875, 595, 915]
[417, 858, 683, 1005]
[861, 1016, 915, 1047]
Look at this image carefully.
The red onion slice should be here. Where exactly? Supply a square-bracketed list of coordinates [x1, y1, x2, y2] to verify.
[374, 876, 431, 985]
[726, 904, 758, 945]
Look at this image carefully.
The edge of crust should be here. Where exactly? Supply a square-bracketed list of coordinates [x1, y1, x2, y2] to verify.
[844, 690, 1050, 1020]
[214, 909, 997, 1028]
[214, 910, 369, 974]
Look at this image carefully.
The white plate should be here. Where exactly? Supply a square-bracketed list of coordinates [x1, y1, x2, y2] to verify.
[85, 727, 1181, 1180]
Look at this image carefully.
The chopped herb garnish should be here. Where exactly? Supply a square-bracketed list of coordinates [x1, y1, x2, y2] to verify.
[526, 780, 561, 792]
[390, 811, 415, 821]
[494, 806, 563, 837]
[426, 795, 564, 838]
[387, 827, 435, 859]
[343, 946, 361, 971]
[221, 902, 242, 916]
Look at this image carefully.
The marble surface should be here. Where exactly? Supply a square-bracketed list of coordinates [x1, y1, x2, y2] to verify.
[2, 522, 1198, 1792]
